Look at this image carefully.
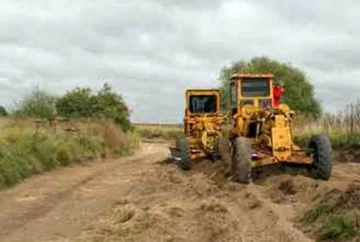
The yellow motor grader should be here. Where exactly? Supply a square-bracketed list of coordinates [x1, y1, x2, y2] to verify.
[171, 74, 332, 183]
[169, 89, 227, 170]
[226, 73, 332, 183]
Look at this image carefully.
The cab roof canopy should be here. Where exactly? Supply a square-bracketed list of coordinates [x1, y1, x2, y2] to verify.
[185, 89, 220, 94]
[230, 73, 274, 80]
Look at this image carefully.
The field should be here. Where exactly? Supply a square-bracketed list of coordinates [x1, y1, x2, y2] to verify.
[134, 123, 184, 141]
[1, 114, 360, 242]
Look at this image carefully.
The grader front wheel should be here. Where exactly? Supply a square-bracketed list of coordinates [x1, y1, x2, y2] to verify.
[231, 137, 252, 183]
[308, 134, 332, 180]
[177, 138, 191, 170]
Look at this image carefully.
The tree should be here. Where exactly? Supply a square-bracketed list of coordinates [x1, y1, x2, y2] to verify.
[56, 83, 131, 131]
[95, 83, 131, 131]
[219, 61, 246, 109]
[219, 57, 322, 118]
[56, 87, 98, 118]
[14, 87, 57, 119]
[0, 106, 8, 116]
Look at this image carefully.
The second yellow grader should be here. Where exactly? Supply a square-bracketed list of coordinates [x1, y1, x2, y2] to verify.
[171, 73, 332, 183]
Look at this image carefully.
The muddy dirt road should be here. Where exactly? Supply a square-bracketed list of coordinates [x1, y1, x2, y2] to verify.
[0, 142, 359, 242]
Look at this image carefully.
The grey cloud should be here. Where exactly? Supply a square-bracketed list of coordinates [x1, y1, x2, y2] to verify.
[0, 0, 360, 122]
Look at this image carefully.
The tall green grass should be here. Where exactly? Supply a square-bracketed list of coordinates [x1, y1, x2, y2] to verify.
[300, 203, 358, 241]
[294, 131, 360, 149]
[293, 101, 360, 149]
[317, 216, 357, 241]
[135, 125, 184, 140]
[0, 119, 140, 189]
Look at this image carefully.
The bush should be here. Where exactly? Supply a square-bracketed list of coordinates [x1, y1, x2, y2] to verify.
[317, 216, 357, 241]
[95, 83, 131, 131]
[301, 204, 332, 224]
[56, 83, 131, 131]
[0, 106, 8, 116]
[56, 87, 98, 118]
[0, 119, 139, 189]
[13, 87, 57, 119]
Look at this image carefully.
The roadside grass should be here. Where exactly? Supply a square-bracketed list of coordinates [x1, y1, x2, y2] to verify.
[293, 102, 360, 149]
[299, 185, 360, 242]
[134, 124, 184, 140]
[316, 216, 357, 241]
[300, 204, 332, 224]
[294, 131, 360, 149]
[300, 205, 358, 242]
[133, 122, 360, 149]
[0, 119, 140, 189]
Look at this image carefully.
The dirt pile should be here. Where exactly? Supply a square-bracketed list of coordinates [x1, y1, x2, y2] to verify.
[74, 169, 243, 242]
[73, 155, 316, 242]
[335, 148, 360, 163]
[264, 175, 321, 204]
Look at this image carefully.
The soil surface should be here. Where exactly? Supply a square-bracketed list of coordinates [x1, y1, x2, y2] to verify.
[0, 142, 360, 242]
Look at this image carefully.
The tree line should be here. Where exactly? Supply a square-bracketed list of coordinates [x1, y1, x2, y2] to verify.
[11, 83, 131, 131]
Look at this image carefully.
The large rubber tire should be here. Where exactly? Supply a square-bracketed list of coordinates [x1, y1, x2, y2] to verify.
[308, 134, 332, 180]
[231, 137, 252, 183]
[177, 138, 191, 170]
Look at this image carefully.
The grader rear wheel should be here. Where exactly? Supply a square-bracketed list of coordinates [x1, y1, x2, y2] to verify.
[231, 137, 252, 183]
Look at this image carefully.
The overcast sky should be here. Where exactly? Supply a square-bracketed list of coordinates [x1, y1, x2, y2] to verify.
[1, 0, 359, 123]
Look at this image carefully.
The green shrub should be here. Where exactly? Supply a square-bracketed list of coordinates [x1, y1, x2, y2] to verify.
[13, 87, 57, 119]
[301, 204, 331, 224]
[316, 216, 357, 241]
[299, 203, 359, 242]
[0, 119, 139, 189]
[56, 83, 132, 131]
[0, 106, 8, 116]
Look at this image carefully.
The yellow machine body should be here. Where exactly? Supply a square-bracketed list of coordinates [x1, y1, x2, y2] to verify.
[171, 89, 226, 161]
[229, 73, 312, 167]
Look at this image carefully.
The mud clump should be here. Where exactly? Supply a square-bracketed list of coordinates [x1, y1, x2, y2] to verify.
[188, 158, 229, 186]
[314, 184, 360, 211]
[115, 207, 136, 224]
[278, 179, 297, 195]
[266, 175, 321, 204]
[335, 184, 360, 210]
[243, 192, 262, 210]
[167, 206, 185, 218]
[335, 148, 360, 163]
[199, 198, 229, 213]
[185, 174, 220, 197]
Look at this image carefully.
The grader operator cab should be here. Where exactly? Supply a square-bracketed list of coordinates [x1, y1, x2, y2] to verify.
[227, 74, 332, 183]
[170, 89, 227, 170]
